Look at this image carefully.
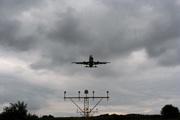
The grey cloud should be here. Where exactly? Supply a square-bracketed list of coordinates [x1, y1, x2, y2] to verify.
[0, 0, 43, 18]
[30, 0, 180, 73]
[0, 74, 55, 111]
[0, 0, 179, 67]
[47, 8, 91, 46]
[0, 19, 36, 51]
[97, 0, 180, 66]
[158, 46, 180, 66]
[142, 1, 180, 66]
[0, 0, 40, 52]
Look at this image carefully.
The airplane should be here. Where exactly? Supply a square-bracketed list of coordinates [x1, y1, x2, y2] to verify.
[72, 55, 110, 68]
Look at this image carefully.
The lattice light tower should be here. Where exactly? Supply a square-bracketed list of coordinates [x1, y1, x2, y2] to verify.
[64, 90, 109, 119]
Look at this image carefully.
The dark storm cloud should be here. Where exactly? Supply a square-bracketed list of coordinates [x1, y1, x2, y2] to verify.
[47, 8, 90, 46]
[57, 0, 179, 67]
[0, 19, 36, 51]
[0, 0, 179, 67]
[31, 8, 94, 70]
[29, 0, 180, 73]
[95, 0, 180, 66]
[0, 0, 43, 51]
[142, 1, 180, 66]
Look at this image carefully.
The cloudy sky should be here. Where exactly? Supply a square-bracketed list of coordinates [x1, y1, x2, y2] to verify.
[0, 0, 180, 117]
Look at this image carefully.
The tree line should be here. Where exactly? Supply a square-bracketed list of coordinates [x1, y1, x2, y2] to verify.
[0, 101, 179, 120]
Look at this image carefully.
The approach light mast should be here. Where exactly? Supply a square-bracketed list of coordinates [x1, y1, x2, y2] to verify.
[64, 90, 109, 120]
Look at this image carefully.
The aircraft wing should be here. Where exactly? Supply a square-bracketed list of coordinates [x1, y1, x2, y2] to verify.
[72, 61, 89, 65]
[93, 61, 110, 65]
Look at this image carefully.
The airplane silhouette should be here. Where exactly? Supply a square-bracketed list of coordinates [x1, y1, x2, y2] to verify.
[72, 55, 110, 68]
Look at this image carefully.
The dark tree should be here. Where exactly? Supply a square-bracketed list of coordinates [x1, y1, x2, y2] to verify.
[161, 104, 179, 118]
[0, 101, 38, 120]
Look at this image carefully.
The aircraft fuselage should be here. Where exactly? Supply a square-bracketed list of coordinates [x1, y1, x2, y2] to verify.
[89, 55, 94, 67]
